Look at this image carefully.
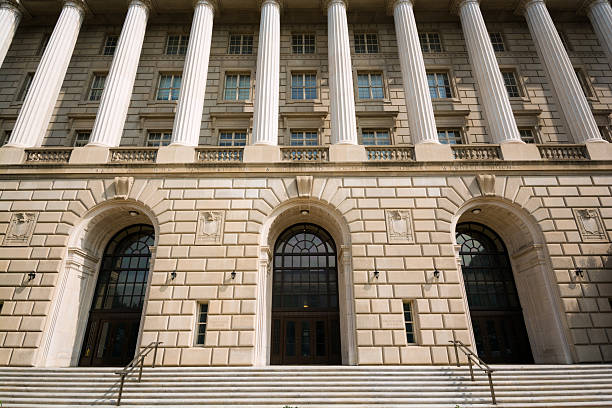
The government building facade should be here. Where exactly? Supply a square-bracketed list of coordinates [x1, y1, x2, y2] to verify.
[0, 0, 611, 370]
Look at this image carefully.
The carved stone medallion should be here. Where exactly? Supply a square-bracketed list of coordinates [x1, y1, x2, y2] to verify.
[572, 208, 608, 242]
[4, 212, 38, 246]
[385, 210, 415, 243]
[196, 211, 225, 244]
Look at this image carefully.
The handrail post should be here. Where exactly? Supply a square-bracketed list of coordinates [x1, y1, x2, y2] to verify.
[468, 357, 474, 381]
[138, 355, 144, 382]
[488, 370, 496, 405]
[152, 342, 159, 368]
[117, 373, 125, 406]
[453, 341, 460, 367]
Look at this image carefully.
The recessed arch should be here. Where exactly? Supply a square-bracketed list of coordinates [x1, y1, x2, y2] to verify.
[256, 199, 356, 366]
[40, 200, 159, 367]
[452, 197, 573, 364]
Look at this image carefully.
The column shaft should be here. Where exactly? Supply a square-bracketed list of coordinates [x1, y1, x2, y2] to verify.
[0, 1, 21, 69]
[522, 0, 601, 143]
[328, 0, 358, 145]
[393, 0, 438, 144]
[88, 0, 149, 147]
[586, 0, 612, 66]
[7, 1, 84, 147]
[459, 0, 521, 144]
[171, 0, 215, 147]
[252, 0, 280, 146]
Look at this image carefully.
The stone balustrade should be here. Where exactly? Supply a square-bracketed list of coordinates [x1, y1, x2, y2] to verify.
[25, 148, 72, 164]
[110, 147, 158, 163]
[538, 144, 589, 160]
[197, 147, 244, 162]
[366, 146, 415, 162]
[281, 146, 329, 162]
[452, 145, 502, 161]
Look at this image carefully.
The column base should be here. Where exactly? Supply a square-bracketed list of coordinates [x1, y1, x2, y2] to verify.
[414, 143, 453, 162]
[156, 145, 196, 164]
[586, 140, 612, 161]
[500, 142, 541, 161]
[69, 146, 110, 164]
[0, 146, 26, 165]
[243, 145, 281, 163]
[329, 144, 367, 162]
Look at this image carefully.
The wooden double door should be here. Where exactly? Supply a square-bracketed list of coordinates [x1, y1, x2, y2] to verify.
[79, 312, 141, 367]
[271, 312, 341, 365]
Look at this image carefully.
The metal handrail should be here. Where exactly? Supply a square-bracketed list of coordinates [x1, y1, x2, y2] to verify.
[449, 340, 496, 405]
[115, 341, 162, 406]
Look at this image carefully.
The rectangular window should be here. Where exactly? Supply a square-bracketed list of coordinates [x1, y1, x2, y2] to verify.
[103, 35, 119, 56]
[403, 301, 416, 344]
[362, 129, 391, 146]
[599, 126, 612, 142]
[18, 73, 34, 101]
[291, 73, 317, 100]
[74, 131, 91, 147]
[290, 131, 318, 146]
[357, 72, 384, 100]
[419, 32, 442, 53]
[196, 303, 208, 346]
[2, 130, 11, 146]
[292, 34, 315, 54]
[0, 301, 3, 314]
[502, 70, 521, 98]
[157, 74, 182, 101]
[37, 33, 50, 56]
[354, 33, 379, 54]
[437, 129, 462, 144]
[166, 35, 189, 55]
[489, 32, 505, 52]
[575, 68, 593, 98]
[228, 34, 253, 55]
[427, 72, 452, 99]
[219, 130, 247, 146]
[224, 74, 251, 101]
[519, 128, 536, 144]
[146, 131, 172, 147]
[89, 74, 107, 101]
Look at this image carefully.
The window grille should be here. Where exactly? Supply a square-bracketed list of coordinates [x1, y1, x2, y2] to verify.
[146, 131, 172, 147]
[166, 35, 189, 55]
[290, 131, 318, 146]
[357, 72, 384, 99]
[17, 73, 34, 101]
[437, 129, 462, 144]
[89, 74, 107, 101]
[224, 74, 251, 101]
[362, 129, 391, 146]
[427, 72, 452, 99]
[157, 74, 182, 101]
[575, 68, 593, 98]
[37, 34, 50, 56]
[219, 131, 247, 146]
[403, 301, 416, 344]
[519, 129, 536, 144]
[489, 32, 505, 52]
[103, 35, 119, 56]
[292, 34, 315, 54]
[196, 303, 208, 346]
[228, 34, 253, 55]
[502, 71, 521, 98]
[419, 32, 442, 53]
[291, 73, 317, 100]
[1, 131, 10, 146]
[354, 33, 379, 54]
[74, 131, 91, 147]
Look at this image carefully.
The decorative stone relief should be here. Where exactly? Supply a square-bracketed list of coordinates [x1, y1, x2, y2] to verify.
[114, 176, 133, 199]
[476, 174, 495, 196]
[296, 175, 313, 198]
[385, 210, 415, 243]
[3, 212, 38, 246]
[196, 211, 225, 244]
[573, 208, 608, 242]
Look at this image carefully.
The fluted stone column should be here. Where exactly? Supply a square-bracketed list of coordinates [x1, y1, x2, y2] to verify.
[5, 0, 85, 150]
[0, 0, 21, 69]
[519, 0, 602, 146]
[244, 0, 282, 163]
[585, 0, 612, 66]
[170, 0, 216, 147]
[75, 0, 150, 164]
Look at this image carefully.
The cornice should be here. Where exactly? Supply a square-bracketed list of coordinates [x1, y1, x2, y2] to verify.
[514, 0, 545, 16]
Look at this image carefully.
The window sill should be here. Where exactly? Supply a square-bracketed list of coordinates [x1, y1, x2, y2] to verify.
[285, 99, 322, 105]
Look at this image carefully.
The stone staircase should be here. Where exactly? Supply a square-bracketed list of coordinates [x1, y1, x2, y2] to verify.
[1, 365, 612, 407]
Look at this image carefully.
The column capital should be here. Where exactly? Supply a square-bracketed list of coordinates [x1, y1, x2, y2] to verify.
[385, 0, 414, 16]
[258, 0, 283, 9]
[128, 0, 152, 11]
[62, 0, 87, 11]
[0, 0, 22, 15]
[579, 0, 610, 15]
[450, 0, 479, 15]
[194, 0, 218, 12]
[515, 0, 545, 16]
[321, 0, 348, 12]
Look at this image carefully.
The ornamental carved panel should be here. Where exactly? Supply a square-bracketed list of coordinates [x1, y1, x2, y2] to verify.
[385, 210, 415, 244]
[196, 211, 225, 245]
[3, 212, 38, 246]
[573, 208, 608, 242]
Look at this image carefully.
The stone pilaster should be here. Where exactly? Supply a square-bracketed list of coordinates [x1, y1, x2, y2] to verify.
[0, 0, 21, 69]
[392, 0, 439, 145]
[169, 0, 216, 147]
[6, 0, 85, 148]
[326, 0, 358, 146]
[251, 0, 281, 146]
[519, 0, 602, 143]
[455, 0, 522, 144]
[87, 0, 151, 148]
[584, 0, 612, 66]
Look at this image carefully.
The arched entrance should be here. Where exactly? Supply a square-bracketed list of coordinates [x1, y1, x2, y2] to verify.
[270, 223, 341, 365]
[457, 222, 533, 364]
[78, 224, 154, 367]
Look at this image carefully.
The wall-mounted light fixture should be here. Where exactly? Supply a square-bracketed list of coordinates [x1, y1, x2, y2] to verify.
[471, 208, 482, 215]
[27, 272, 36, 281]
[170, 271, 177, 280]
[433, 269, 440, 279]
[231, 271, 237, 280]
[575, 268, 584, 278]
[301, 209, 309, 216]
[129, 210, 139, 217]
[373, 270, 379, 279]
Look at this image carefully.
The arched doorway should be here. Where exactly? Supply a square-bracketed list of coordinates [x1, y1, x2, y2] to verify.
[457, 222, 533, 364]
[79, 224, 154, 367]
[270, 223, 341, 365]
